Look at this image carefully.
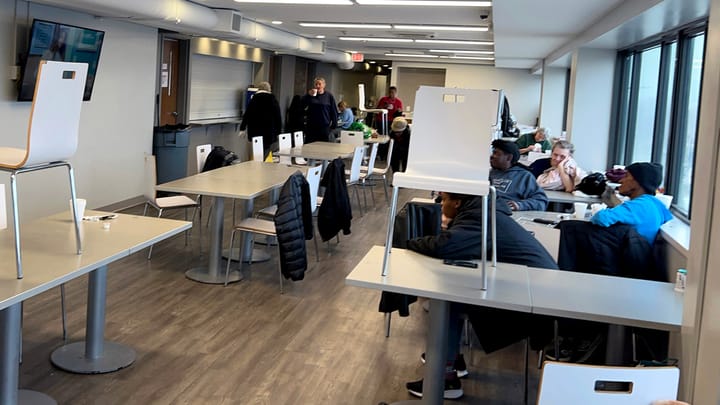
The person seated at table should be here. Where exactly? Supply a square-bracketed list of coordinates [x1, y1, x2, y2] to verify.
[516, 127, 553, 155]
[489, 139, 548, 211]
[404, 192, 557, 399]
[331, 100, 355, 141]
[536, 140, 586, 192]
[389, 116, 411, 172]
[591, 162, 673, 245]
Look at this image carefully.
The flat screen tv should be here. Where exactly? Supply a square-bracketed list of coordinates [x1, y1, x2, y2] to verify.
[17, 19, 105, 101]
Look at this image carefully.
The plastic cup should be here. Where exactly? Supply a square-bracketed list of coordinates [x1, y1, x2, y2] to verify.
[310, 89, 318, 97]
[69, 198, 86, 220]
[573, 202, 587, 219]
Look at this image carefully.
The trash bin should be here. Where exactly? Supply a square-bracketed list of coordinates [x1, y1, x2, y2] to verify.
[153, 124, 191, 184]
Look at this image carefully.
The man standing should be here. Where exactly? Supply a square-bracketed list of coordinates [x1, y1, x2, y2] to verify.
[303, 77, 337, 143]
[240, 81, 282, 158]
[489, 139, 548, 211]
[376, 86, 403, 133]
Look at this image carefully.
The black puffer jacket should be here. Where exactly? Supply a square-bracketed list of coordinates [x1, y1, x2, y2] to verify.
[318, 158, 352, 241]
[273, 172, 313, 281]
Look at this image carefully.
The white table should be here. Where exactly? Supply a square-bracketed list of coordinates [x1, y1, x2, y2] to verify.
[156, 161, 302, 284]
[0, 211, 190, 404]
[346, 246, 532, 405]
[545, 190, 601, 205]
[277, 142, 356, 166]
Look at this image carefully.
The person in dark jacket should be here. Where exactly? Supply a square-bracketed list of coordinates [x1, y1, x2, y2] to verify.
[489, 139, 548, 211]
[405, 192, 557, 399]
[273, 172, 313, 281]
[317, 158, 352, 241]
[241, 81, 282, 158]
[389, 116, 410, 172]
[302, 77, 338, 143]
[286, 94, 305, 134]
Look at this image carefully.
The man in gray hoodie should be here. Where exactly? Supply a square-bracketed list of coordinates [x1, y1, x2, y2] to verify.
[489, 139, 548, 211]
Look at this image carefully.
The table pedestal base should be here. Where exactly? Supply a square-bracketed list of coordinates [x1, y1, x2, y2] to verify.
[50, 341, 135, 374]
[18, 390, 56, 405]
[222, 248, 271, 263]
[186, 267, 243, 284]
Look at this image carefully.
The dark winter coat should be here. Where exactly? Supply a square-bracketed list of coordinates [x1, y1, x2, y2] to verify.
[318, 158, 352, 241]
[273, 172, 313, 281]
[241, 91, 282, 151]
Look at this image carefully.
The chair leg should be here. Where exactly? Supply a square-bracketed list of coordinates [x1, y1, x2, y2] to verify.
[67, 165, 82, 256]
[277, 245, 284, 294]
[353, 185, 364, 217]
[382, 175, 389, 204]
[147, 208, 164, 260]
[142, 202, 149, 216]
[385, 312, 391, 337]
[313, 230, 320, 262]
[225, 229, 237, 287]
[524, 337, 530, 405]
[463, 315, 470, 346]
[60, 284, 67, 342]
[9, 172, 22, 279]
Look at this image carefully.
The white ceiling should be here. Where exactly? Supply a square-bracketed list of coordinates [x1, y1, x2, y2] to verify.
[33, 0, 711, 70]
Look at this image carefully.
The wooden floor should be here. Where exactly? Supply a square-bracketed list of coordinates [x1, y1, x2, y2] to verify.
[19, 183, 542, 404]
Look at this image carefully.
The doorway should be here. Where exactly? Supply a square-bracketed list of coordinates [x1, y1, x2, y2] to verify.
[159, 38, 180, 126]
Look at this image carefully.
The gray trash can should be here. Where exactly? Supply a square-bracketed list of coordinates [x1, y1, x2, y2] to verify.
[153, 125, 190, 184]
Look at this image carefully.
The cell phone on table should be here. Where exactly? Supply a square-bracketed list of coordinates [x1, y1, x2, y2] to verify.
[443, 259, 478, 269]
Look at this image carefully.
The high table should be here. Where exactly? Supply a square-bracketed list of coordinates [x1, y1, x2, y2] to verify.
[156, 161, 302, 284]
[346, 246, 532, 405]
[0, 211, 190, 405]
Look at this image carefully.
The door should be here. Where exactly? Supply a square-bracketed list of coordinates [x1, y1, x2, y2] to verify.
[159, 38, 180, 126]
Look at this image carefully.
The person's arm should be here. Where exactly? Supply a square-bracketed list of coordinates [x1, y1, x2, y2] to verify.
[516, 177, 549, 211]
[558, 157, 576, 192]
[516, 134, 533, 154]
[329, 95, 338, 128]
[590, 199, 640, 227]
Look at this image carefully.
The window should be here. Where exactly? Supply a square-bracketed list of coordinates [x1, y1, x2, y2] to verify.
[610, 23, 706, 218]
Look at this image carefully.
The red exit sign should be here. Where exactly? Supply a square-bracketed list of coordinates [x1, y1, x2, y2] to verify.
[352, 53, 364, 62]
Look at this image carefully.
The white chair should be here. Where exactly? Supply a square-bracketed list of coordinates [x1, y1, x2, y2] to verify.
[293, 131, 307, 165]
[340, 130, 365, 147]
[195, 143, 212, 236]
[278, 133, 292, 165]
[143, 154, 200, 259]
[356, 142, 379, 209]
[537, 361, 680, 405]
[363, 139, 394, 203]
[358, 83, 388, 135]
[345, 146, 366, 216]
[0, 61, 87, 279]
[252, 136, 264, 161]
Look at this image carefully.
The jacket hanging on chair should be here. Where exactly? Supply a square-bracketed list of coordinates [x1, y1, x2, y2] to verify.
[273, 172, 313, 281]
[318, 158, 352, 241]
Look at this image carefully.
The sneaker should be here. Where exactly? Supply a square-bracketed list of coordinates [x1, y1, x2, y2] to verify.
[420, 353, 468, 378]
[406, 374, 463, 399]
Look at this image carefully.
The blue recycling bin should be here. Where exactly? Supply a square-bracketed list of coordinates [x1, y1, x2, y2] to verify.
[152, 125, 191, 184]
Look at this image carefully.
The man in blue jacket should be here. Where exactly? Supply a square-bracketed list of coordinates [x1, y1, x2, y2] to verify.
[489, 139, 548, 211]
[591, 162, 673, 244]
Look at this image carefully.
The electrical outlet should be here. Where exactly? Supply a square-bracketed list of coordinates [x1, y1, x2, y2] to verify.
[8, 66, 20, 81]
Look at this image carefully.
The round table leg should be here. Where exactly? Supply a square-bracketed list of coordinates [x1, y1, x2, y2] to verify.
[18, 389, 56, 404]
[185, 267, 243, 284]
[50, 341, 135, 374]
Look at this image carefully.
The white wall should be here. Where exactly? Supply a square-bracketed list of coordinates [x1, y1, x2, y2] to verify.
[539, 67, 568, 137]
[0, 2, 158, 218]
[390, 61, 542, 126]
[566, 48, 616, 173]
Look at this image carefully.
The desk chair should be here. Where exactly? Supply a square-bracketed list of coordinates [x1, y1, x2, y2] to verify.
[0, 61, 88, 278]
[252, 136, 264, 161]
[292, 131, 307, 165]
[278, 133, 292, 165]
[358, 83, 388, 135]
[529, 157, 551, 178]
[356, 142, 379, 209]
[363, 139, 394, 204]
[143, 154, 199, 259]
[345, 146, 366, 216]
[537, 361, 679, 404]
[340, 130, 365, 147]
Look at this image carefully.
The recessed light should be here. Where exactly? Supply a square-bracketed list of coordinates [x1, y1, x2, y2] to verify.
[369, 61, 376, 64]
[385, 53, 439, 58]
[357, 0, 491, 6]
[394, 25, 488, 32]
[300, 22, 391, 29]
[271, 21, 283, 25]
[415, 39, 494, 45]
[382, 64, 389, 67]
[429, 49, 494, 54]
[340, 37, 413, 43]
[316, 35, 326, 39]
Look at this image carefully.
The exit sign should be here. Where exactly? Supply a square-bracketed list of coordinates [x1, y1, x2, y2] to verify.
[352, 53, 364, 62]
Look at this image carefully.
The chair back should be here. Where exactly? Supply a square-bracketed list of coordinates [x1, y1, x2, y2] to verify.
[382, 139, 395, 172]
[348, 146, 365, 183]
[278, 133, 292, 164]
[143, 154, 158, 202]
[393, 86, 500, 195]
[196, 144, 212, 173]
[537, 362, 679, 405]
[306, 165, 322, 212]
[252, 136, 264, 161]
[293, 131, 304, 147]
[25, 61, 88, 167]
[358, 83, 369, 112]
[529, 157, 551, 178]
[341, 130, 365, 147]
[365, 143, 379, 176]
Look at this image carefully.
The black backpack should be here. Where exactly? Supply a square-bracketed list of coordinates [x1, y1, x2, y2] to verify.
[576, 172, 607, 196]
[202, 146, 239, 172]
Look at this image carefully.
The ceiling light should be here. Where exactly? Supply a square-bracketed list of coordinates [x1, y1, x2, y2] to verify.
[340, 37, 413, 43]
[300, 22, 391, 29]
[385, 53, 439, 58]
[415, 39, 493, 45]
[393, 25, 488, 32]
[271, 21, 283, 25]
[316, 35, 326, 39]
[382, 64, 389, 67]
[440, 55, 495, 60]
[357, 0, 491, 6]
[234, 0, 352, 4]
[429, 49, 494, 54]
[369, 61, 376, 64]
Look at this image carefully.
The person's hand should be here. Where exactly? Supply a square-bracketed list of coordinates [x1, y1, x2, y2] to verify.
[508, 201, 520, 211]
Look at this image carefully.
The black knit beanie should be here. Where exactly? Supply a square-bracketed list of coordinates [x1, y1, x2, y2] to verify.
[626, 162, 663, 194]
[491, 139, 520, 164]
